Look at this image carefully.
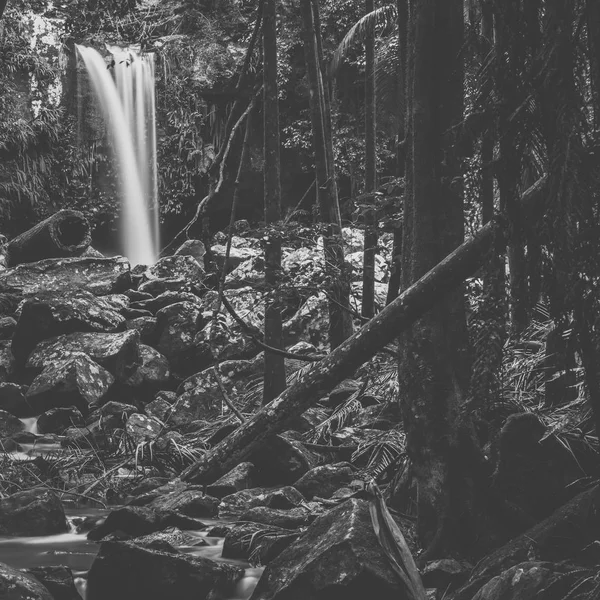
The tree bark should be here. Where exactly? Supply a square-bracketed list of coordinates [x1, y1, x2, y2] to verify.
[361, 0, 378, 319]
[6, 210, 92, 267]
[300, 0, 353, 349]
[385, 0, 408, 305]
[0, 0, 8, 21]
[262, 0, 286, 403]
[179, 176, 547, 486]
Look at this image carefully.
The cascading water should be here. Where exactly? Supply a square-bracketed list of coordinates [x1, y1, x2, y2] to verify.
[76, 44, 159, 266]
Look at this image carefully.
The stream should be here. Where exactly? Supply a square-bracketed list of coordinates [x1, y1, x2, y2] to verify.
[0, 509, 263, 600]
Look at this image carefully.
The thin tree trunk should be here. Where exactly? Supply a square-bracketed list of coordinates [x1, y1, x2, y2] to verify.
[386, 0, 408, 305]
[300, 0, 352, 349]
[179, 176, 547, 487]
[586, 0, 600, 128]
[262, 0, 286, 403]
[361, 0, 378, 318]
[0, 0, 8, 21]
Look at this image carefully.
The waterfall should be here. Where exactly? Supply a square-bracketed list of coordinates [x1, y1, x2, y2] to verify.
[75, 45, 159, 266]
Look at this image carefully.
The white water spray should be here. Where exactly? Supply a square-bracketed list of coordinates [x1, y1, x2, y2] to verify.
[76, 45, 159, 266]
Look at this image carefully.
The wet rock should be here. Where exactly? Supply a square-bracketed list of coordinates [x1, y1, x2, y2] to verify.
[212, 243, 260, 273]
[249, 434, 317, 485]
[26, 353, 114, 415]
[27, 329, 141, 382]
[62, 420, 116, 450]
[132, 526, 204, 548]
[0, 341, 15, 383]
[144, 396, 172, 421]
[148, 488, 219, 518]
[125, 413, 164, 445]
[0, 316, 16, 340]
[125, 316, 157, 345]
[0, 256, 131, 296]
[239, 506, 313, 529]
[0, 489, 68, 536]
[0, 382, 32, 418]
[130, 291, 203, 315]
[225, 255, 265, 289]
[327, 379, 361, 408]
[129, 477, 170, 497]
[0, 562, 53, 600]
[249, 499, 404, 600]
[155, 302, 207, 376]
[174, 239, 206, 263]
[293, 462, 356, 500]
[86, 538, 243, 600]
[282, 292, 328, 350]
[206, 462, 258, 498]
[167, 391, 221, 427]
[87, 401, 138, 425]
[124, 344, 170, 389]
[11, 291, 127, 364]
[0, 409, 24, 437]
[87, 506, 207, 541]
[220, 486, 306, 518]
[37, 407, 85, 434]
[141, 255, 205, 285]
[24, 566, 81, 600]
[471, 562, 570, 600]
[222, 521, 297, 563]
[421, 558, 472, 591]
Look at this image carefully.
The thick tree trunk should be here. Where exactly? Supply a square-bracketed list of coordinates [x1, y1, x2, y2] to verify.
[179, 176, 546, 486]
[300, 0, 353, 349]
[0, 0, 8, 22]
[361, 0, 377, 319]
[6, 210, 92, 267]
[587, 0, 600, 128]
[262, 0, 286, 403]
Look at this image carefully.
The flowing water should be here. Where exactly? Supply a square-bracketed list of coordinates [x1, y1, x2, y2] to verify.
[76, 44, 160, 266]
[0, 510, 263, 599]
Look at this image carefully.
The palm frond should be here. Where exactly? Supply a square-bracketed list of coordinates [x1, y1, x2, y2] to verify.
[330, 5, 398, 77]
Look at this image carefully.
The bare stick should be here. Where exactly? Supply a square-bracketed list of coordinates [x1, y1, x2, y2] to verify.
[212, 366, 246, 424]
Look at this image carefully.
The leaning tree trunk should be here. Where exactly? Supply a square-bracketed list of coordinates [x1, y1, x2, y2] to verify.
[180, 176, 546, 487]
[262, 0, 286, 403]
[6, 210, 92, 267]
[361, 0, 378, 319]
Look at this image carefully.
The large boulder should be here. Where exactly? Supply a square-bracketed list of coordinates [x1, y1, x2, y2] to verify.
[206, 462, 258, 498]
[37, 407, 84, 434]
[123, 344, 170, 389]
[0, 383, 32, 418]
[11, 290, 127, 363]
[130, 291, 203, 315]
[140, 255, 205, 287]
[155, 302, 208, 376]
[24, 566, 81, 600]
[26, 353, 114, 415]
[222, 521, 297, 563]
[0, 562, 53, 600]
[249, 434, 317, 485]
[87, 538, 242, 600]
[148, 488, 220, 519]
[0, 341, 15, 383]
[87, 506, 207, 541]
[125, 414, 164, 445]
[0, 489, 68, 536]
[27, 330, 141, 382]
[239, 506, 314, 529]
[174, 239, 206, 263]
[212, 242, 260, 273]
[293, 463, 357, 500]
[0, 256, 131, 296]
[249, 499, 405, 600]
[219, 487, 306, 518]
[0, 408, 24, 437]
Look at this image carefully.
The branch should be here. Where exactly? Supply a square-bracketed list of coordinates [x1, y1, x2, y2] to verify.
[212, 366, 246, 423]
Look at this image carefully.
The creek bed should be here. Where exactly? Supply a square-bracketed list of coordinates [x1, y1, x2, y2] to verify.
[0, 508, 263, 600]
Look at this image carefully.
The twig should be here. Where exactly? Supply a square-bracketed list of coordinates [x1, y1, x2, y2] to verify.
[212, 366, 246, 424]
[80, 458, 132, 498]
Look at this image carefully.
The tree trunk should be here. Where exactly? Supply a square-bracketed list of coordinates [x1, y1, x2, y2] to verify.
[262, 0, 286, 403]
[6, 210, 92, 267]
[587, 0, 600, 128]
[385, 0, 408, 305]
[361, 0, 378, 319]
[300, 0, 353, 349]
[0, 0, 8, 22]
[399, 0, 475, 558]
[179, 176, 546, 487]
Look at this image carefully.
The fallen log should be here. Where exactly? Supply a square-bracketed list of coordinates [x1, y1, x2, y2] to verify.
[181, 176, 547, 484]
[6, 210, 91, 267]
